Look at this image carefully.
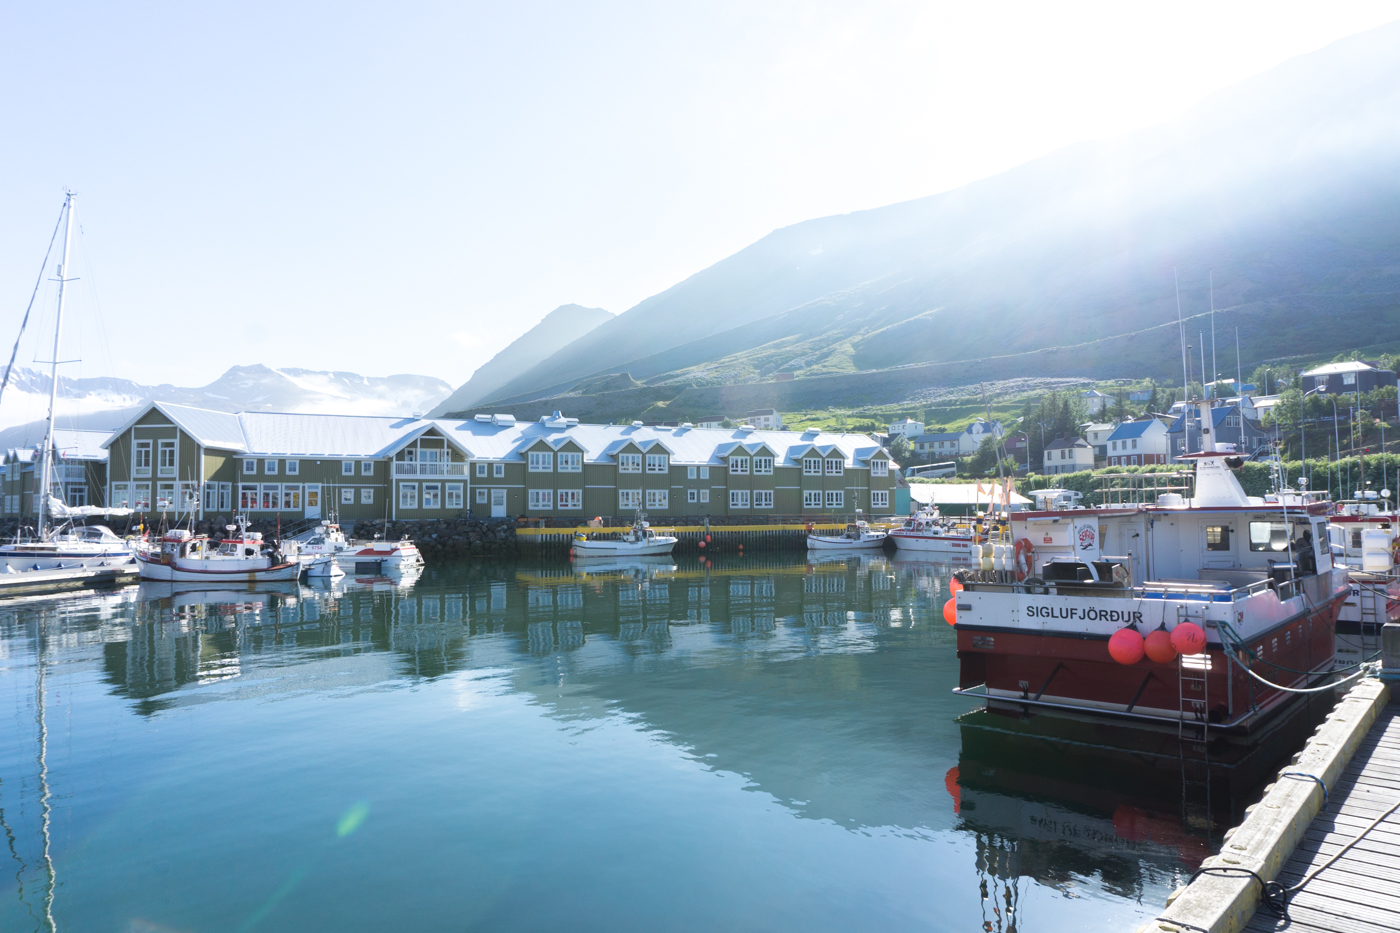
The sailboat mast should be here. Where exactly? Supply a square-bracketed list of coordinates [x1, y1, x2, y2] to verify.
[1209, 271, 1217, 399]
[37, 192, 75, 540]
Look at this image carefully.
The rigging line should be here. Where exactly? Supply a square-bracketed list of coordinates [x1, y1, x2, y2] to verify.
[0, 203, 65, 414]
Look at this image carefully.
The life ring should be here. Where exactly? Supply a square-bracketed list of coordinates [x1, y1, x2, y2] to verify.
[1014, 538, 1036, 581]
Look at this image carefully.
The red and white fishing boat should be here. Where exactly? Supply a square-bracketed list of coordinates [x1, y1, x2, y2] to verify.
[889, 507, 983, 554]
[343, 536, 424, 569]
[951, 402, 1351, 733]
[136, 524, 302, 583]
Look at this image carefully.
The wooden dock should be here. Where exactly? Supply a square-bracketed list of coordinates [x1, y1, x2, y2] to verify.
[1245, 698, 1400, 933]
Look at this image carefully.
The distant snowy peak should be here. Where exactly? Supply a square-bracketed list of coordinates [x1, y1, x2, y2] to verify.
[0, 364, 453, 435]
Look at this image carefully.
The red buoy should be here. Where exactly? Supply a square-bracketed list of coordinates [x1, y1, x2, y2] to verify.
[705, 534, 712, 543]
[949, 578, 964, 595]
[1144, 628, 1178, 664]
[943, 598, 957, 626]
[698, 540, 706, 548]
[1107, 627, 1145, 665]
[1170, 622, 1207, 656]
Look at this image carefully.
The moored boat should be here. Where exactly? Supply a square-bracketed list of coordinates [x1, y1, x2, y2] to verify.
[136, 524, 302, 583]
[572, 514, 677, 558]
[806, 519, 888, 550]
[950, 402, 1351, 733]
[889, 507, 992, 554]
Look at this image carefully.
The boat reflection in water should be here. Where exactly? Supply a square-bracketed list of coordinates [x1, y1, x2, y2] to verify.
[0, 552, 1329, 932]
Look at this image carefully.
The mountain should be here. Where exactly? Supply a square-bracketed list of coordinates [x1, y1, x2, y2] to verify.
[0, 364, 452, 449]
[452, 22, 1400, 420]
[427, 304, 613, 416]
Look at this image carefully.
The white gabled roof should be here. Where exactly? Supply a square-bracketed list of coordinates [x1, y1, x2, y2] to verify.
[1304, 361, 1376, 376]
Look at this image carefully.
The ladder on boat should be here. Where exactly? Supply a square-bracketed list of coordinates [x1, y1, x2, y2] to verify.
[1176, 604, 1210, 741]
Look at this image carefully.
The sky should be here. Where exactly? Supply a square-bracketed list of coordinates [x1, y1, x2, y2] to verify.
[2, 1, 1399, 390]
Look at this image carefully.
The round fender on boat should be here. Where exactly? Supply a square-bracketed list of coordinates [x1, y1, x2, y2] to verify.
[943, 597, 957, 626]
[1143, 628, 1178, 664]
[1107, 627, 1145, 665]
[1170, 622, 1207, 656]
[948, 577, 964, 595]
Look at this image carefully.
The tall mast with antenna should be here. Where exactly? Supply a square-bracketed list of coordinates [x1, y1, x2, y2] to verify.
[1236, 327, 1243, 398]
[37, 192, 75, 540]
[1210, 271, 1217, 399]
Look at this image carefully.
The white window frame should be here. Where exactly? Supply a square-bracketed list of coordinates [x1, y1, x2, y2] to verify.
[242, 458, 256, 475]
[825, 459, 843, 476]
[361, 461, 374, 476]
[476, 462, 488, 477]
[342, 488, 355, 504]
[558, 489, 582, 510]
[645, 489, 668, 510]
[645, 454, 668, 474]
[134, 440, 153, 478]
[399, 483, 418, 509]
[285, 460, 299, 475]
[263, 458, 278, 475]
[699, 489, 709, 503]
[753, 490, 773, 509]
[476, 488, 488, 503]
[618, 488, 642, 510]
[699, 466, 709, 480]
[260, 483, 280, 511]
[282, 484, 302, 510]
[825, 490, 843, 508]
[803, 457, 822, 476]
[112, 482, 131, 509]
[752, 456, 773, 475]
[423, 483, 442, 509]
[493, 463, 504, 478]
[342, 461, 355, 475]
[155, 439, 177, 478]
[528, 451, 553, 472]
[557, 452, 582, 473]
[687, 466, 697, 479]
[361, 488, 374, 504]
[618, 453, 642, 473]
[446, 483, 463, 509]
[239, 484, 257, 510]
[729, 489, 749, 509]
[729, 456, 749, 475]
[803, 490, 822, 509]
[870, 460, 888, 477]
[687, 489, 697, 503]
[872, 490, 889, 508]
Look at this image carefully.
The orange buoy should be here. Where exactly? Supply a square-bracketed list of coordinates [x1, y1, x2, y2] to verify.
[1107, 627, 1145, 665]
[949, 577, 964, 595]
[943, 598, 957, 626]
[698, 540, 706, 548]
[1143, 628, 1178, 664]
[705, 534, 712, 543]
[1170, 622, 1207, 656]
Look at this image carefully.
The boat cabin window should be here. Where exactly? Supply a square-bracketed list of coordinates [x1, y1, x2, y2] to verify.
[1248, 521, 1295, 552]
[1351, 530, 1364, 550]
[1205, 525, 1232, 551]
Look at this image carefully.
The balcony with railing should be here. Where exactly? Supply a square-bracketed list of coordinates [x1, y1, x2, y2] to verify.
[394, 461, 468, 476]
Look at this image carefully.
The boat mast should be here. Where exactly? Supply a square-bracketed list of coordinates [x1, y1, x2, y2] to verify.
[37, 192, 75, 540]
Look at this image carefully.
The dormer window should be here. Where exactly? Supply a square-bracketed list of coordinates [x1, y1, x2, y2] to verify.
[528, 451, 553, 472]
[618, 453, 642, 473]
[870, 460, 888, 477]
[752, 456, 773, 475]
[729, 456, 749, 475]
[645, 454, 668, 474]
[558, 452, 582, 472]
[803, 457, 822, 476]
[825, 458, 843, 476]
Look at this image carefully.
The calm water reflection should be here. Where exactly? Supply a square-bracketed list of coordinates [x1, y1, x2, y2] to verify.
[0, 554, 1300, 932]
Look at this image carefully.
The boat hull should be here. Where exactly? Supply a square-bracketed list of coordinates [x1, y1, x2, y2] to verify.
[573, 539, 677, 557]
[889, 533, 973, 553]
[806, 535, 886, 550]
[136, 554, 302, 583]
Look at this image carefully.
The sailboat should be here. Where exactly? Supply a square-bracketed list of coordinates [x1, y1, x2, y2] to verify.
[0, 192, 138, 593]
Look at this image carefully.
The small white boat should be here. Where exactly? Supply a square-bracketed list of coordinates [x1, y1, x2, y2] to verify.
[136, 523, 302, 583]
[341, 536, 424, 569]
[294, 521, 358, 563]
[888, 507, 979, 554]
[572, 514, 677, 558]
[807, 520, 888, 550]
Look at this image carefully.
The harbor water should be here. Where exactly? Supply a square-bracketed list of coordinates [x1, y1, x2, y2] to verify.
[0, 554, 1321, 932]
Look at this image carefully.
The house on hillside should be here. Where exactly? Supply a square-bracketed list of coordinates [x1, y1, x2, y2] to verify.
[912, 419, 1003, 458]
[1080, 389, 1115, 415]
[1301, 361, 1398, 396]
[100, 402, 897, 523]
[744, 409, 782, 430]
[1128, 390, 1152, 403]
[1168, 404, 1271, 460]
[695, 415, 726, 429]
[0, 429, 112, 518]
[1043, 437, 1093, 475]
[1083, 423, 1116, 462]
[888, 417, 924, 438]
[1105, 419, 1169, 466]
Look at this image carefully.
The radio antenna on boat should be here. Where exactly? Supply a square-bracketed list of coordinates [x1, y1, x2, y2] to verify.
[1209, 270, 1217, 399]
[37, 192, 77, 541]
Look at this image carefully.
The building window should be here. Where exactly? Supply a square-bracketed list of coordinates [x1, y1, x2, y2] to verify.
[342, 461, 355, 475]
[699, 489, 709, 503]
[618, 453, 642, 473]
[154, 483, 176, 510]
[752, 456, 773, 475]
[476, 488, 488, 503]
[872, 490, 889, 508]
[803, 457, 822, 476]
[400, 483, 418, 509]
[527, 488, 551, 509]
[825, 490, 843, 508]
[803, 490, 822, 509]
[66, 484, 87, 507]
[261, 484, 280, 511]
[423, 484, 441, 508]
[558, 452, 581, 472]
[111, 483, 131, 509]
[361, 488, 374, 505]
[218, 483, 231, 511]
[154, 440, 176, 478]
[262, 458, 277, 475]
[528, 451, 553, 472]
[476, 462, 487, 477]
[282, 485, 302, 510]
[286, 460, 299, 475]
[645, 454, 668, 474]
[1131, 439, 1138, 449]
[342, 488, 355, 504]
[729, 457, 749, 475]
[239, 485, 258, 510]
[558, 489, 581, 509]
[753, 490, 773, 509]
[493, 463, 505, 478]
[1206, 525, 1232, 551]
[361, 461, 374, 476]
[825, 459, 843, 476]
[645, 489, 668, 510]
[1342, 372, 1356, 385]
[871, 460, 888, 477]
[730, 489, 749, 509]
[242, 458, 256, 475]
[687, 466, 697, 479]
[688, 489, 697, 503]
[446, 484, 463, 509]
[699, 466, 709, 480]
[132, 440, 153, 477]
[619, 489, 642, 510]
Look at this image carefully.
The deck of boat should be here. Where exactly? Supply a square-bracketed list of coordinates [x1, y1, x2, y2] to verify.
[1245, 699, 1400, 933]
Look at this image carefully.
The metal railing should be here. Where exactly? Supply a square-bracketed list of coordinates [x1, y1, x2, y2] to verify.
[394, 462, 468, 476]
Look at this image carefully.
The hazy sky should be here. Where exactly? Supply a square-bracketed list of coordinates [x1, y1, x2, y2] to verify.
[2, 2, 1398, 389]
